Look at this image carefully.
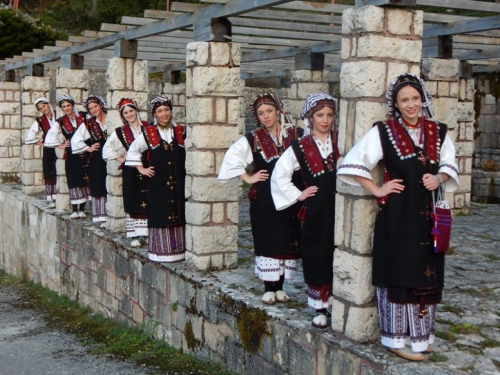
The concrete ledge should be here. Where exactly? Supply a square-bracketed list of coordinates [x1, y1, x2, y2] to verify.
[0, 184, 435, 374]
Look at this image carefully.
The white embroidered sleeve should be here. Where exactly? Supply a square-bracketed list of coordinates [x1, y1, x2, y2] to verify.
[43, 122, 62, 148]
[125, 134, 148, 166]
[102, 131, 124, 161]
[71, 125, 91, 154]
[25, 121, 40, 144]
[271, 147, 302, 210]
[439, 135, 459, 192]
[337, 126, 384, 186]
[217, 136, 253, 182]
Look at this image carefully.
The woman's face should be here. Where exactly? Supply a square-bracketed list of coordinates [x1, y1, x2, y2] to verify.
[311, 106, 334, 136]
[122, 106, 138, 124]
[154, 105, 172, 126]
[256, 104, 279, 130]
[395, 85, 422, 124]
[60, 101, 74, 116]
[37, 102, 51, 116]
[87, 102, 102, 118]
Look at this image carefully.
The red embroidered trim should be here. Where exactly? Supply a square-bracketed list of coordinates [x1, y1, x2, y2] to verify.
[118, 125, 136, 149]
[423, 121, 440, 163]
[174, 125, 185, 147]
[37, 115, 51, 134]
[253, 127, 298, 162]
[299, 134, 334, 177]
[87, 118, 106, 142]
[60, 113, 85, 135]
[144, 125, 161, 149]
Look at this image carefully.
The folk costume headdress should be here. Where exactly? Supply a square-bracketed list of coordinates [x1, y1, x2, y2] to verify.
[34, 96, 55, 120]
[249, 92, 294, 145]
[386, 73, 434, 120]
[117, 97, 141, 125]
[83, 95, 108, 114]
[57, 94, 77, 117]
[299, 92, 337, 138]
[149, 96, 174, 126]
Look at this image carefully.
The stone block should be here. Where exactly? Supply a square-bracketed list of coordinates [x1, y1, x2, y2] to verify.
[212, 203, 224, 223]
[344, 306, 379, 342]
[387, 8, 412, 36]
[163, 82, 187, 95]
[0, 129, 20, 147]
[227, 99, 240, 124]
[189, 124, 240, 149]
[0, 102, 20, 115]
[215, 98, 226, 123]
[413, 10, 424, 37]
[186, 151, 215, 175]
[357, 35, 422, 62]
[337, 99, 349, 155]
[333, 250, 374, 305]
[311, 70, 324, 82]
[107, 58, 126, 90]
[106, 159, 123, 177]
[186, 42, 210, 67]
[291, 70, 312, 83]
[341, 37, 351, 60]
[438, 81, 449, 97]
[354, 6, 384, 34]
[230, 43, 241, 66]
[354, 101, 386, 144]
[133, 59, 148, 92]
[340, 61, 386, 98]
[421, 58, 459, 81]
[350, 198, 377, 254]
[185, 202, 211, 225]
[387, 63, 411, 85]
[191, 176, 240, 202]
[21, 76, 51, 91]
[456, 102, 475, 122]
[188, 224, 238, 254]
[0, 81, 20, 91]
[331, 298, 346, 333]
[455, 140, 474, 157]
[431, 97, 457, 130]
[334, 194, 345, 247]
[185, 252, 212, 271]
[106, 194, 124, 218]
[106, 175, 123, 196]
[0, 158, 21, 173]
[185, 98, 213, 123]
[191, 67, 241, 97]
[342, 8, 354, 35]
[109, 91, 148, 111]
[56, 68, 89, 89]
[0, 147, 9, 158]
[450, 82, 458, 98]
[210, 43, 230, 66]
[425, 81, 437, 96]
[22, 159, 42, 173]
[227, 202, 239, 224]
[297, 83, 329, 101]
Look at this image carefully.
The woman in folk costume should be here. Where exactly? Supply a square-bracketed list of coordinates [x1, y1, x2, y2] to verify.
[337, 73, 459, 361]
[71, 95, 108, 227]
[103, 98, 149, 248]
[45, 94, 89, 219]
[25, 97, 64, 208]
[125, 96, 186, 262]
[218, 93, 304, 306]
[271, 93, 339, 328]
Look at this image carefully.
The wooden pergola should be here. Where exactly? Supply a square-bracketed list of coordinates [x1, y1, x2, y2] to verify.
[2, 0, 500, 81]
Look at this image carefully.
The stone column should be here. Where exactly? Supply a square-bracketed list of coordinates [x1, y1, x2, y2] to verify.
[162, 73, 186, 124]
[105, 57, 149, 233]
[185, 42, 242, 270]
[422, 59, 473, 212]
[0, 80, 21, 184]
[21, 76, 51, 196]
[335, 6, 423, 342]
[55, 68, 89, 211]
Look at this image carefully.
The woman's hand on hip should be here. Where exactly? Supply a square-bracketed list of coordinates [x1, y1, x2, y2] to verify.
[376, 179, 404, 198]
[298, 186, 318, 201]
[243, 170, 269, 184]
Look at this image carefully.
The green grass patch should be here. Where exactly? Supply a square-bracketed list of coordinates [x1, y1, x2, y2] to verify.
[435, 330, 457, 342]
[479, 234, 491, 240]
[170, 301, 179, 311]
[486, 254, 500, 261]
[429, 353, 448, 362]
[3, 272, 233, 375]
[227, 284, 238, 290]
[493, 359, 500, 370]
[436, 318, 455, 325]
[440, 305, 463, 315]
[456, 212, 469, 217]
[449, 322, 481, 335]
[447, 246, 457, 255]
[461, 287, 480, 295]
[286, 301, 308, 309]
[238, 256, 254, 263]
[480, 338, 500, 348]
[481, 287, 497, 293]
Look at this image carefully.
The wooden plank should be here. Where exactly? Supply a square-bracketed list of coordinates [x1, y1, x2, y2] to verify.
[232, 26, 337, 41]
[229, 17, 341, 34]
[418, 0, 500, 14]
[100, 23, 127, 32]
[423, 15, 500, 38]
[242, 40, 340, 62]
[143, 10, 183, 18]
[273, 1, 352, 13]
[454, 47, 500, 60]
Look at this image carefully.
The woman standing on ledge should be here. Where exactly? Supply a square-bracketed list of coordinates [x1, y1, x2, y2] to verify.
[337, 73, 459, 361]
[71, 95, 108, 227]
[46, 94, 89, 219]
[125, 96, 186, 262]
[271, 93, 338, 328]
[25, 97, 63, 208]
[103, 98, 149, 248]
[218, 93, 303, 306]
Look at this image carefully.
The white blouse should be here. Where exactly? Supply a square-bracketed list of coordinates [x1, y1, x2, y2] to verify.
[125, 126, 175, 166]
[102, 125, 142, 161]
[25, 116, 58, 146]
[71, 118, 107, 154]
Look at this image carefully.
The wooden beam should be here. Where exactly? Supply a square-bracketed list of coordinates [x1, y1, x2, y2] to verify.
[418, 0, 500, 14]
[423, 15, 500, 38]
[355, 0, 416, 7]
[242, 41, 341, 62]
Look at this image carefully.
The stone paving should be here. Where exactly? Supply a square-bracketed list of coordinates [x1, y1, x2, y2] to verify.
[228, 188, 500, 374]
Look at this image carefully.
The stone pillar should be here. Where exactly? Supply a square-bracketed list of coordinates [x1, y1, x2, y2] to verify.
[335, 6, 423, 342]
[422, 58, 473, 212]
[21, 76, 51, 196]
[185, 42, 242, 270]
[0, 80, 21, 184]
[105, 57, 149, 233]
[55, 68, 89, 211]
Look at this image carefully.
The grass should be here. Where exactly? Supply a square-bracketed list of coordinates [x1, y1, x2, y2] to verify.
[479, 234, 491, 240]
[449, 322, 481, 335]
[429, 353, 448, 362]
[435, 330, 457, 342]
[461, 287, 480, 295]
[480, 338, 500, 348]
[486, 254, 500, 261]
[440, 305, 463, 315]
[286, 301, 308, 309]
[447, 246, 457, 255]
[456, 212, 469, 217]
[481, 287, 497, 293]
[238, 256, 254, 263]
[2, 272, 233, 375]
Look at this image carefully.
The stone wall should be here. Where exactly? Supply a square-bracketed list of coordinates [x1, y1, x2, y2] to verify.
[0, 184, 388, 375]
[0, 81, 21, 184]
